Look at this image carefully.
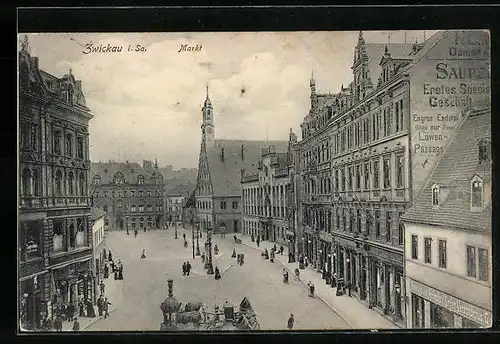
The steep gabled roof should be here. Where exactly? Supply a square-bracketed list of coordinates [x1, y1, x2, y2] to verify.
[365, 43, 414, 87]
[168, 183, 195, 197]
[91, 162, 153, 185]
[90, 207, 106, 221]
[402, 109, 491, 232]
[206, 139, 288, 196]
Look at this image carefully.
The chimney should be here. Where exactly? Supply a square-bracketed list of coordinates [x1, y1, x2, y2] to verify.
[241, 144, 244, 161]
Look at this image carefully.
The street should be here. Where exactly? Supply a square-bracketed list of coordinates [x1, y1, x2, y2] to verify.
[85, 227, 349, 331]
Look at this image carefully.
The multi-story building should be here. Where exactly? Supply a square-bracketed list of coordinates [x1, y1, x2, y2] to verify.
[90, 160, 165, 231]
[295, 30, 490, 327]
[90, 207, 106, 305]
[166, 183, 195, 225]
[241, 130, 297, 252]
[401, 108, 491, 329]
[18, 36, 94, 329]
[195, 86, 287, 234]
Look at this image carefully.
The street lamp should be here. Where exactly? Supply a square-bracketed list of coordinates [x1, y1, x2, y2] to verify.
[191, 218, 195, 259]
[195, 219, 201, 256]
[206, 224, 214, 275]
[174, 222, 178, 239]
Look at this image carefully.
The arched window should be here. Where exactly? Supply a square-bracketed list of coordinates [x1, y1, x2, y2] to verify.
[432, 184, 440, 206]
[113, 172, 124, 185]
[68, 172, 74, 195]
[471, 176, 483, 208]
[32, 170, 39, 196]
[79, 172, 86, 195]
[65, 134, 73, 156]
[93, 175, 101, 185]
[137, 175, 145, 185]
[22, 168, 31, 196]
[55, 170, 63, 195]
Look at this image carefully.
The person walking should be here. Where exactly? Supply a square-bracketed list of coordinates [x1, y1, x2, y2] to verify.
[256, 236, 260, 247]
[346, 280, 352, 297]
[295, 267, 300, 281]
[97, 295, 104, 317]
[100, 281, 105, 295]
[214, 266, 221, 280]
[186, 261, 192, 276]
[108, 251, 112, 262]
[280, 245, 284, 255]
[103, 264, 109, 279]
[134, 229, 138, 238]
[53, 315, 63, 332]
[231, 248, 237, 258]
[141, 249, 146, 259]
[144, 226, 147, 233]
[287, 314, 294, 330]
[103, 298, 111, 319]
[182, 262, 187, 276]
[72, 318, 80, 331]
[183, 233, 186, 241]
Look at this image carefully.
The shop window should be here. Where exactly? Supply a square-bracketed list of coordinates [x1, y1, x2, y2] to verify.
[20, 221, 42, 260]
[438, 240, 447, 269]
[430, 303, 455, 329]
[411, 235, 418, 259]
[424, 237, 432, 264]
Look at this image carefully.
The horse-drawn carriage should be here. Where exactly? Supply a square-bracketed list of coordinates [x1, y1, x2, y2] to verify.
[202, 297, 260, 331]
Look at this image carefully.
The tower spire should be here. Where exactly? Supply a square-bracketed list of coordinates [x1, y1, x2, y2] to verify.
[206, 82, 209, 99]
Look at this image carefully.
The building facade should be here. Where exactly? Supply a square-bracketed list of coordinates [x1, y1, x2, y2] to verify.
[241, 144, 292, 248]
[402, 109, 492, 329]
[295, 30, 490, 327]
[91, 207, 106, 305]
[165, 183, 195, 226]
[90, 161, 165, 231]
[195, 86, 287, 234]
[19, 36, 94, 329]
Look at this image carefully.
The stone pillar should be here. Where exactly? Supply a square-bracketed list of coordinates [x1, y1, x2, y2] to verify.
[383, 263, 389, 314]
[424, 299, 431, 328]
[454, 314, 463, 328]
[390, 266, 395, 314]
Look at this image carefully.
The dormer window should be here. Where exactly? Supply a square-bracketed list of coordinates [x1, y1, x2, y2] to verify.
[471, 176, 483, 211]
[93, 175, 101, 186]
[113, 172, 125, 185]
[137, 175, 145, 185]
[67, 84, 74, 106]
[432, 184, 440, 207]
[478, 139, 490, 164]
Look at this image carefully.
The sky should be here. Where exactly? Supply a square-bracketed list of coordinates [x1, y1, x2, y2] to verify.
[21, 31, 433, 169]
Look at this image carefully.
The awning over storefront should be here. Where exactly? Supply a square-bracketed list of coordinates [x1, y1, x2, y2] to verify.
[19, 270, 48, 282]
[49, 256, 92, 271]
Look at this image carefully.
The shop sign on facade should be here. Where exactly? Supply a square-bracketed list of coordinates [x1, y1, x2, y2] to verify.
[410, 279, 491, 327]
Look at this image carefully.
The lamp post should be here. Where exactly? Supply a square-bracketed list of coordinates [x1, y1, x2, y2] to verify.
[206, 224, 214, 275]
[195, 220, 201, 256]
[191, 217, 195, 259]
[174, 221, 178, 239]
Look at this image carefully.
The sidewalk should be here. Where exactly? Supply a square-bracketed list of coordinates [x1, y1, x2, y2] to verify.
[234, 233, 398, 330]
[61, 275, 122, 332]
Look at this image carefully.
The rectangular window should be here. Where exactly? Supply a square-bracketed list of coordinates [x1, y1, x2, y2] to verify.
[221, 201, 226, 210]
[438, 240, 447, 268]
[364, 162, 370, 189]
[53, 130, 61, 155]
[383, 157, 391, 189]
[77, 137, 84, 159]
[148, 191, 152, 197]
[467, 245, 476, 277]
[398, 212, 404, 245]
[103, 205, 108, 212]
[65, 134, 73, 156]
[387, 106, 393, 136]
[398, 99, 404, 131]
[348, 167, 353, 190]
[396, 154, 404, 188]
[355, 165, 361, 190]
[386, 211, 392, 242]
[424, 237, 432, 264]
[139, 205, 144, 212]
[30, 124, 38, 151]
[383, 108, 388, 136]
[478, 248, 489, 281]
[341, 169, 345, 191]
[335, 170, 339, 191]
[131, 205, 136, 212]
[395, 101, 400, 132]
[373, 161, 380, 189]
[365, 210, 371, 235]
[375, 210, 380, 237]
[411, 235, 418, 259]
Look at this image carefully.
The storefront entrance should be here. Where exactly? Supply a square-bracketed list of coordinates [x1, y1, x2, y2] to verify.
[20, 278, 42, 330]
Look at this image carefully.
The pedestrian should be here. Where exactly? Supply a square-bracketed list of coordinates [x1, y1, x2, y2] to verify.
[288, 252, 292, 263]
[287, 314, 294, 330]
[231, 248, 237, 258]
[110, 260, 115, 273]
[182, 262, 187, 276]
[54, 315, 63, 332]
[256, 236, 260, 247]
[118, 261, 124, 280]
[214, 266, 221, 280]
[103, 248, 107, 261]
[280, 245, 284, 255]
[103, 298, 111, 319]
[108, 251, 112, 262]
[97, 295, 104, 316]
[183, 233, 186, 241]
[201, 252, 205, 263]
[214, 245, 219, 255]
[103, 264, 109, 279]
[72, 318, 80, 331]
[273, 243, 277, 252]
[78, 300, 85, 317]
[295, 268, 300, 281]
[66, 304, 75, 322]
[251, 234, 254, 242]
[141, 248, 146, 259]
[304, 256, 309, 268]
[347, 280, 352, 297]
[144, 226, 147, 233]
[86, 299, 96, 318]
[186, 261, 192, 276]
[134, 229, 138, 238]
[100, 281, 105, 295]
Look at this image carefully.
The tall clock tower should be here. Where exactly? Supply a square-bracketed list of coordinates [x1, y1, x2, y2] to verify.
[201, 84, 215, 147]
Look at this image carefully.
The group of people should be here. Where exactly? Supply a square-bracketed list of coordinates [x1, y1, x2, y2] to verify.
[96, 295, 112, 319]
[182, 261, 192, 276]
[106, 251, 124, 281]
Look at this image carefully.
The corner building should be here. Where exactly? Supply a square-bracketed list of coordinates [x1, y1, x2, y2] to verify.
[91, 160, 165, 231]
[19, 37, 94, 329]
[295, 30, 490, 327]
